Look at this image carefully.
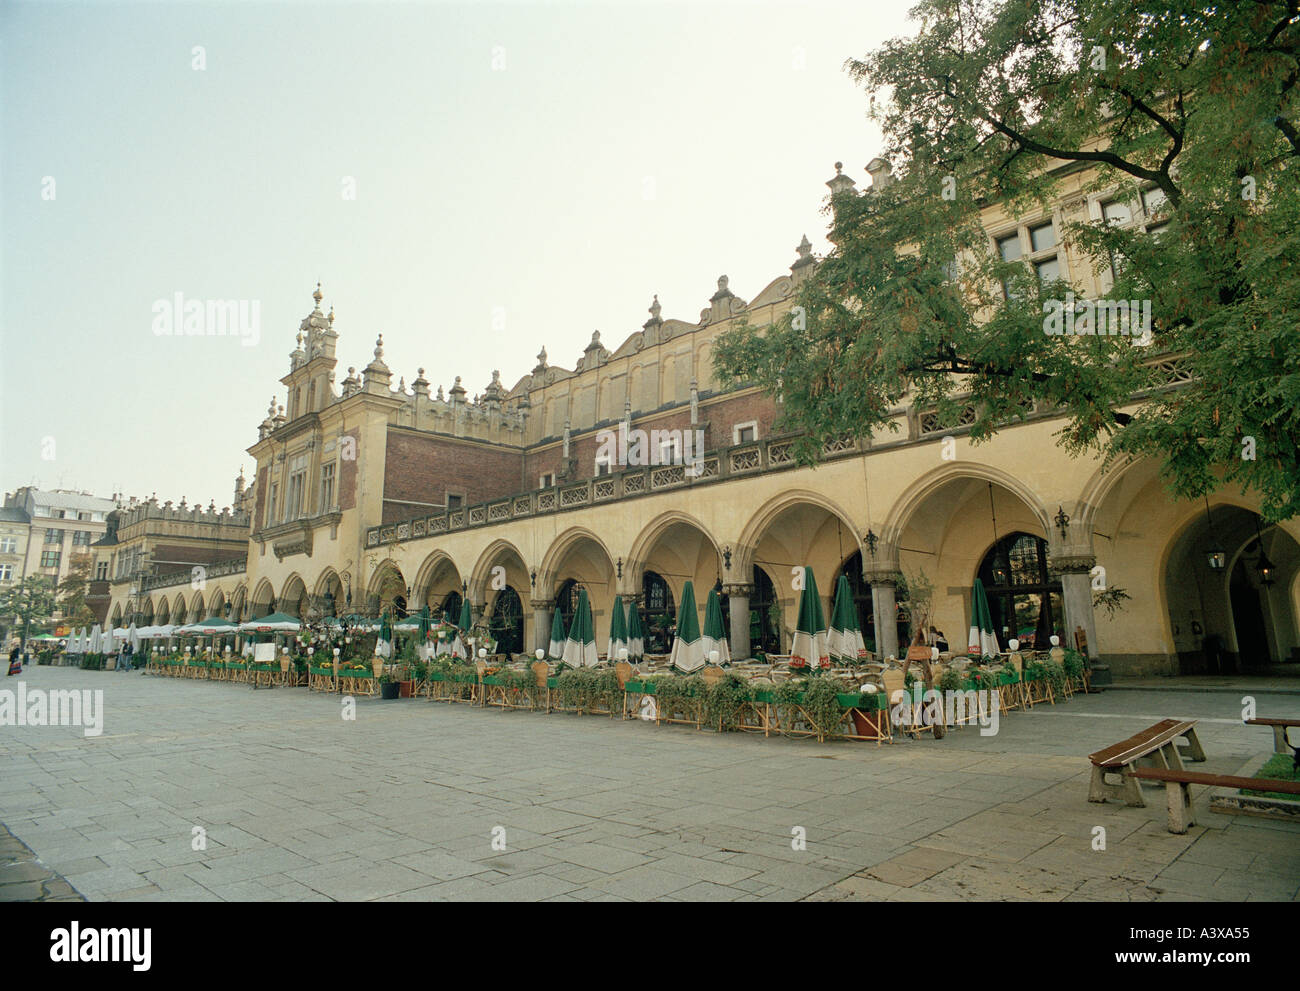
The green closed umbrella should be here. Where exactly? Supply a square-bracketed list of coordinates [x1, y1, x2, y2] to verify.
[669, 581, 705, 672]
[828, 575, 867, 665]
[790, 567, 829, 669]
[562, 588, 598, 668]
[607, 594, 629, 662]
[457, 597, 473, 633]
[548, 607, 566, 661]
[419, 605, 431, 640]
[967, 578, 1000, 658]
[626, 601, 645, 663]
[700, 586, 731, 665]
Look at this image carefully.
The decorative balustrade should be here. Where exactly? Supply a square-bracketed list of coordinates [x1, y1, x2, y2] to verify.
[140, 557, 248, 592]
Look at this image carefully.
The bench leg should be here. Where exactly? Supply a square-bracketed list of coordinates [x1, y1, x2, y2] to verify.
[1089, 765, 1146, 807]
[1166, 780, 1194, 834]
[1159, 741, 1185, 772]
[1271, 726, 1288, 756]
[1179, 727, 1207, 763]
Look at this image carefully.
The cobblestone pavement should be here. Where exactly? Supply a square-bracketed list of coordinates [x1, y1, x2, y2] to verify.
[2, 665, 1297, 901]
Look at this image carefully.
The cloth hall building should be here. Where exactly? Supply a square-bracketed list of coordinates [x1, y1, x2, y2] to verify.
[97, 163, 1300, 682]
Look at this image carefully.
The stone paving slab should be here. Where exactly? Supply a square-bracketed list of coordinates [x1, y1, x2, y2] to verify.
[2, 666, 1299, 901]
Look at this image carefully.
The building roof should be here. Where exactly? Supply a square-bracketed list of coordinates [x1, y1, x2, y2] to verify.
[0, 506, 30, 523]
[9, 488, 116, 515]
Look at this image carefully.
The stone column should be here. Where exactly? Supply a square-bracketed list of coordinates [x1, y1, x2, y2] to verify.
[529, 599, 552, 654]
[1054, 554, 1107, 685]
[723, 583, 753, 660]
[865, 568, 901, 661]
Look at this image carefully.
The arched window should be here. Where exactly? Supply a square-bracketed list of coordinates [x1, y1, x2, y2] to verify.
[977, 532, 1063, 649]
[640, 571, 674, 653]
[489, 586, 524, 655]
[556, 578, 585, 636]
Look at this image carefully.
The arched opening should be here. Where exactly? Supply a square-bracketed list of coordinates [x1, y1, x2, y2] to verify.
[368, 562, 407, 618]
[1164, 507, 1300, 672]
[976, 532, 1063, 649]
[250, 581, 275, 619]
[111, 604, 122, 627]
[156, 599, 170, 626]
[229, 586, 247, 622]
[281, 576, 309, 619]
[641, 570, 674, 653]
[890, 473, 1048, 657]
[541, 528, 616, 651]
[313, 571, 342, 619]
[488, 586, 524, 655]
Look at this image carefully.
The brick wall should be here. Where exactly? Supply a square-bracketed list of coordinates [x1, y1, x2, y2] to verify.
[524, 390, 781, 484]
[338, 428, 359, 511]
[382, 429, 524, 523]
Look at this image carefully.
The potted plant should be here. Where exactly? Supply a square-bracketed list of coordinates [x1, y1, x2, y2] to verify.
[379, 670, 400, 700]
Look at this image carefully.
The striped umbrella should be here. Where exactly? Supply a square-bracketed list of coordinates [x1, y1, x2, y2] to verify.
[828, 574, 868, 665]
[562, 588, 598, 668]
[790, 567, 829, 669]
[700, 586, 731, 665]
[607, 595, 629, 662]
[669, 581, 705, 673]
[967, 578, 1000, 658]
[626, 601, 645, 663]
[548, 608, 566, 661]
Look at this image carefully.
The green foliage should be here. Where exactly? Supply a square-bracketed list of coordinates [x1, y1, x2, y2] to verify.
[713, 0, 1300, 521]
[703, 674, 755, 732]
[801, 677, 844, 737]
[555, 668, 622, 712]
[1093, 586, 1132, 618]
[937, 668, 963, 693]
[1061, 648, 1087, 680]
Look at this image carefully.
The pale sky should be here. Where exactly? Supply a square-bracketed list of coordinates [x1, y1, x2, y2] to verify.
[1, 0, 913, 507]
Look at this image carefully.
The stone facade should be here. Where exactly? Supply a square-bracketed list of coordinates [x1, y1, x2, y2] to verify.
[99, 166, 1300, 679]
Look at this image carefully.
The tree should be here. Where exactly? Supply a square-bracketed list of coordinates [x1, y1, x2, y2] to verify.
[715, 0, 1300, 520]
[0, 576, 56, 650]
[57, 553, 97, 628]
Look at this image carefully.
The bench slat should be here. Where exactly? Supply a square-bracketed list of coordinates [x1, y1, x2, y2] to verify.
[1130, 767, 1300, 795]
[1245, 717, 1300, 728]
[1088, 719, 1197, 768]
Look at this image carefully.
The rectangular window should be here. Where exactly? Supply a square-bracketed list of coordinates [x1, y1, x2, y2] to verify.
[267, 482, 278, 527]
[1142, 186, 1168, 216]
[996, 233, 1022, 262]
[95, 561, 108, 580]
[319, 461, 336, 513]
[659, 437, 680, 465]
[1102, 199, 1132, 225]
[538, 473, 555, 489]
[45, 528, 62, 544]
[0, 537, 16, 554]
[78, 512, 91, 521]
[0, 565, 12, 581]
[446, 493, 463, 511]
[1029, 222, 1056, 253]
[1034, 257, 1061, 284]
[733, 422, 758, 445]
[594, 455, 613, 476]
[41, 550, 61, 568]
[72, 530, 92, 546]
[285, 452, 309, 521]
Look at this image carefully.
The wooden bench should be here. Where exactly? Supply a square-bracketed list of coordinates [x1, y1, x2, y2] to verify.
[1087, 719, 1206, 807]
[1131, 767, 1300, 833]
[1245, 717, 1300, 757]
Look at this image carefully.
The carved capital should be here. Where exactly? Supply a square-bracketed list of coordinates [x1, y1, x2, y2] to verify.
[1051, 554, 1097, 575]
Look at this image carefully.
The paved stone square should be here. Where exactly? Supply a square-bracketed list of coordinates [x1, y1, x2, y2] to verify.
[2, 665, 1297, 901]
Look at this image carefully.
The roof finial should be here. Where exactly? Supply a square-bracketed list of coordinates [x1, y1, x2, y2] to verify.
[327, 305, 335, 324]
[374, 334, 384, 360]
[313, 281, 323, 305]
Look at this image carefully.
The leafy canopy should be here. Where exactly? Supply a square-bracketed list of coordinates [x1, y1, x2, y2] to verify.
[714, 0, 1300, 520]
